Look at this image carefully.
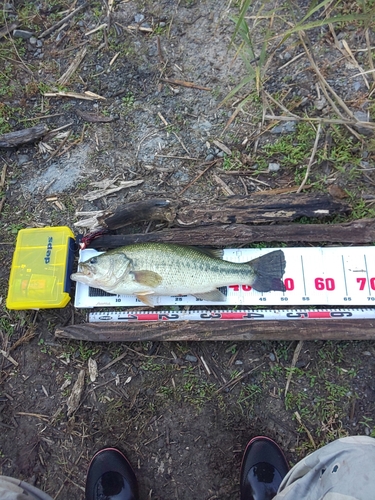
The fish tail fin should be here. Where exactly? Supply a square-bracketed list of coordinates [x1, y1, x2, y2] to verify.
[247, 250, 286, 292]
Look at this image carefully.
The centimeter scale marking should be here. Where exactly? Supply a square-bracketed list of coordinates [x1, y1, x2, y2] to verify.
[75, 247, 375, 308]
[89, 308, 375, 322]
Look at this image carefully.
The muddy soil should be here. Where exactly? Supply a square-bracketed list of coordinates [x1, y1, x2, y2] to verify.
[1, 0, 375, 499]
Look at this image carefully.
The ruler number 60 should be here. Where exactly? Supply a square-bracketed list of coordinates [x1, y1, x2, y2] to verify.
[357, 277, 375, 290]
[314, 277, 335, 291]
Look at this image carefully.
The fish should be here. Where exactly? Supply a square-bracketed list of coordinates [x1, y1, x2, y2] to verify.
[71, 243, 286, 306]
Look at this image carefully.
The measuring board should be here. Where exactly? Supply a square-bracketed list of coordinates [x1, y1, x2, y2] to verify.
[89, 308, 375, 322]
[74, 246, 375, 308]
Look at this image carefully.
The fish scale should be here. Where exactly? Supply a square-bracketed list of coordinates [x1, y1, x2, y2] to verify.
[112, 245, 260, 293]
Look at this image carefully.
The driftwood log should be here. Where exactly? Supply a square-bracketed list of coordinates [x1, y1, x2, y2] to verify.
[98, 193, 349, 230]
[0, 123, 48, 148]
[100, 199, 176, 230]
[87, 193, 354, 247]
[174, 193, 349, 225]
[89, 218, 375, 247]
[56, 319, 375, 341]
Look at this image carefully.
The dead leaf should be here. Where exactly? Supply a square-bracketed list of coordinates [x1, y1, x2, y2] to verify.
[328, 184, 348, 199]
[76, 109, 116, 123]
[66, 369, 85, 417]
[212, 139, 231, 155]
[88, 357, 98, 383]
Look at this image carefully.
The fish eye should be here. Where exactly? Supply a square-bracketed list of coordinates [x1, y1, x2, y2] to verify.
[89, 257, 98, 265]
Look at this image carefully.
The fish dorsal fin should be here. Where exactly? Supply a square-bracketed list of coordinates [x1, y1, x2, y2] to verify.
[190, 247, 224, 259]
[193, 289, 227, 302]
[132, 270, 162, 287]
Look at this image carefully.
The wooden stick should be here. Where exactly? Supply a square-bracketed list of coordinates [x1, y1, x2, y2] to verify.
[213, 174, 235, 195]
[175, 193, 348, 224]
[0, 124, 48, 148]
[264, 90, 300, 118]
[0, 349, 18, 367]
[284, 340, 303, 397]
[264, 114, 375, 129]
[44, 91, 106, 101]
[295, 411, 316, 449]
[19, 113, 65, 122]
[297, 123, 321, 193]
[78, 192, 346, 233]
[89, 218, 375, 248]
[46, 129, 71, 163]
[57, 47, 87, 85]
[0, 164, 7, 189]
[300, 34, 356, 121]
[365, 29, 375, 83]
[0, 22, 18, 39]
[143, 193, 349, 226]
[85, 24, 107, 36]
[161, 78, 211, 91]
[39, 3, 88, 38]
[179, 160, 219, 195]
[56, 318, 375, 342]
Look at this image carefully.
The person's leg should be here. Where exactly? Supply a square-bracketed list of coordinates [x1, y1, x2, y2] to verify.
[85, 447, 139, 500]
[240, 436, 289, 500]
[274, 435, 375, 500]
[0, 476, 53, 500]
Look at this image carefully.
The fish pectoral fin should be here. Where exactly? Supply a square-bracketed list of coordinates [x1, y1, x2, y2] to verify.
[136, 292, 155, 307]
[193, 289, 227, 302]
[132, 270, 162, 287]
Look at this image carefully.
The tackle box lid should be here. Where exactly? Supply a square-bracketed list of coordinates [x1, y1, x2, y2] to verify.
[6, 226, 75, 310]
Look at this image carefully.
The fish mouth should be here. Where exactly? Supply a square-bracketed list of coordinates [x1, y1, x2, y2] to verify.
[70, 264, 94, 283]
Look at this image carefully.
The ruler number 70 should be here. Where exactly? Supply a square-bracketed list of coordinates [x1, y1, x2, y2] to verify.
[357, 277, 375, 291]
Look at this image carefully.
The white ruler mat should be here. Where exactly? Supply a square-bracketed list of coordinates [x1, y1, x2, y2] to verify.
[74, 247, 375, 308]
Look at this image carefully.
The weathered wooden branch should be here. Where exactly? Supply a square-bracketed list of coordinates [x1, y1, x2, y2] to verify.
[76, 109, 117, 123]
[100, 199, 176, 230]
[0, 22, 18, 39]
[55, 318, 375, 341]
[175, 193, 349, 225]
[39, 3, 88, 38]
[88, 218, 375, 248]
[0, 123, 48, 148]
[88, 194, 349, 232]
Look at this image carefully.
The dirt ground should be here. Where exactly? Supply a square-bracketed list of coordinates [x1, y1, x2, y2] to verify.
[1, 0, 375, 499]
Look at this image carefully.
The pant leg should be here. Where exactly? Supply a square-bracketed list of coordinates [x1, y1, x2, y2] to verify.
[274, 436, 375, 500]
[0, 476, 53, 500]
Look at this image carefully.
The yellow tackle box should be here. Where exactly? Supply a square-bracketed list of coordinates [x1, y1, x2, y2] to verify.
[6, 226, 75, 310]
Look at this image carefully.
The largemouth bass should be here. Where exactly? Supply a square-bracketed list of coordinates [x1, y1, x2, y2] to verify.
[71, 243, 286, 305]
